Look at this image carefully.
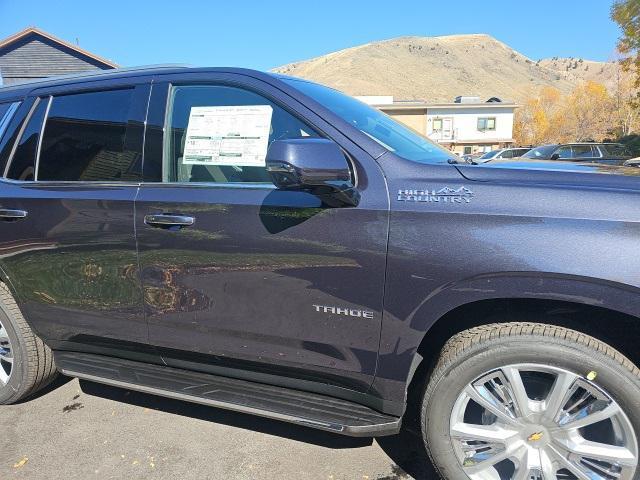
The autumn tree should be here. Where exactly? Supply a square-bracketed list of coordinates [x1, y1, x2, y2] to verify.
[557, 81, 615, 142]
[513, 87, 562, 145]
[514, 82, 618, 145]
[612, 65, 640, 136]
[612, 0, 640, 95]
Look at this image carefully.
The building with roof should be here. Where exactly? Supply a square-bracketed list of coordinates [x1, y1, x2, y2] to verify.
[358, 95, 519, 155]
[0, 27, 117, 86]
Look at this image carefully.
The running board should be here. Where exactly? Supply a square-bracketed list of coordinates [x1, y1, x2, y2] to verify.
[55, 352, 401, 437]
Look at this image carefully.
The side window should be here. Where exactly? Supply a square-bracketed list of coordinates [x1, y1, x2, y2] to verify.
[0, 101, 24, 175]
[37, 89, 136, 182]
[500, 150, 514, 159]
[165, 85, 319, 184]
[571, 145, 595, 158]
[7, 98, 49, 181]
[554, 146, 573, 159]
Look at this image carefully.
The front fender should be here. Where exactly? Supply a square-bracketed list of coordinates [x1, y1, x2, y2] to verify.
[371, 272, 640, 411]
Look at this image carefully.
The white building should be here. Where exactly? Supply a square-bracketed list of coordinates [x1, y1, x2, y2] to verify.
[357, 96, 519, 156]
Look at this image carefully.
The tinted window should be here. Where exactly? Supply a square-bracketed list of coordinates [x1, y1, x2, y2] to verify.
[480, 150, 500, 159]
[38, 89, 136, 181]
[500, 150, 514, 159]
[283, 78, 453, 164]
[522, 145, 558, 159]
[7, 98, 49, 181]
[555, 146, 573, 159]
[600, 144, 632, 157]
[166, 85, 319, 183]
[571, 145, 595, 158]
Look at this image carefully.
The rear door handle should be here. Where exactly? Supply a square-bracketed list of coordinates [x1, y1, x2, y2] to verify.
[144, 214, 195, 229]
[0, 209, 28, 221]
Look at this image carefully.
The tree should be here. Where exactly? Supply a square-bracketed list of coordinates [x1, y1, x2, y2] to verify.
[611, 1, 640, 93]
[514, 82, 617, 145]
[612, 65, 640, 136]
[513, 87, 562, 145]
[558, 81, 615, 142]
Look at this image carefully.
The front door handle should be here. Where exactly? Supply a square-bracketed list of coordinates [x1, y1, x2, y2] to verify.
[144, 214, 195, 229]
[0, 209, 28, 221]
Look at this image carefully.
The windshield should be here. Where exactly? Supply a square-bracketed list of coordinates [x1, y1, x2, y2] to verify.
[480, 150, 500, 159]
[284, 78, 454, 164]
[522, 145, 558, 159]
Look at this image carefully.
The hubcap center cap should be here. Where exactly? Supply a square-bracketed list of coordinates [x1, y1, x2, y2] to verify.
[523, 425, 549, 448]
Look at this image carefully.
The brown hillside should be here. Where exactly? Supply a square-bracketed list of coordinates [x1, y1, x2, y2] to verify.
[273, 34, 617, 103]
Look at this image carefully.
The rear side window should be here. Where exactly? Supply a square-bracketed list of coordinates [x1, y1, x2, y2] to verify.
[165, 85, 319, 184]
[7, 99, 49, 181]
[571, 145, 595, 158]
[600, 144, 631, 157]
[37, 89, 136, 182]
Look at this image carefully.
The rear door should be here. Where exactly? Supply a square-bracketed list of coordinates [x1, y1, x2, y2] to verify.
[135, 72, 389, 392]
[0, 78, 156, 360]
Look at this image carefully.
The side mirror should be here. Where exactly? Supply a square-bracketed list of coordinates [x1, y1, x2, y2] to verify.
[266, 138, 360, 207]
[550, 153, 561, 160]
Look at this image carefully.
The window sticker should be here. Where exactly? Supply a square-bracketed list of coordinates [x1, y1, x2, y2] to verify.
[182, 105, 273, 167]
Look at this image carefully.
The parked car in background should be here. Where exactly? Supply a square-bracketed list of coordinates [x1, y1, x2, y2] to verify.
[471, 147, 531, 164]
[520, 143, 633, 165]
[624, 157, 640, 167]
[460, 152, 483, 163]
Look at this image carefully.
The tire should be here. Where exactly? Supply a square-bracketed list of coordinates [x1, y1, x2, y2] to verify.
[0, 282, 57, 404]
[422, 322, 640, 480]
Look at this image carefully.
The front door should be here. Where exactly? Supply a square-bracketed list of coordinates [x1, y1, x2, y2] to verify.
[136, 74, 389, 392]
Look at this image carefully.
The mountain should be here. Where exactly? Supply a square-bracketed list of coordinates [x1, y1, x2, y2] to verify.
[538, 57, 621, 93]
[272, 34, 618, 103]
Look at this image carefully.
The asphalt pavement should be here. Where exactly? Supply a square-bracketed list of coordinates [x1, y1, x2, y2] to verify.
[0, 376, 438, 479]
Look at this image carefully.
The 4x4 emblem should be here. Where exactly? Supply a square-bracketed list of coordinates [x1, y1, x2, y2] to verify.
[397, 186, 474, 204]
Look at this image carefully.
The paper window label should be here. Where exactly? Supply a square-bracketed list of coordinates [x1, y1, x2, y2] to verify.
[182, 105, 273, 167]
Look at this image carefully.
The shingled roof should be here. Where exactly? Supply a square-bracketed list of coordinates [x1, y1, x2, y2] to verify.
[0, 27, 117, 85]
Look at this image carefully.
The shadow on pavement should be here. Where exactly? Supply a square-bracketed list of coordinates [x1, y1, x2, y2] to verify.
[79, 379, 441, 479]
[79, 379, 372, 449]
[19, 374, 73, 403]
[376, 429, 439, 479]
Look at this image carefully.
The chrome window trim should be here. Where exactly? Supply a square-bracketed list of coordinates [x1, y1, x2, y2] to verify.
[2, 98, 42, 179]
[0, 177, 274, 190]
[593, 145, 605, 158]
[139, 180, 276, 190]
[33, 96, 52, 181]
[0, 177, 143, 187]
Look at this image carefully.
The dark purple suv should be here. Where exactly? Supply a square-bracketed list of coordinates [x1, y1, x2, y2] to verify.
[0, 66, 639, 480]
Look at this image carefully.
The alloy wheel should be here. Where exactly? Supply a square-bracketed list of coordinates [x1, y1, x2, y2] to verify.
[450, 363, 638, 479]
[0, 320, 13, 385]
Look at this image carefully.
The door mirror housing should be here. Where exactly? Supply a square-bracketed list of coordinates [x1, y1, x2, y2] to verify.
[550, 153, 561, 160]
[266, 138, 359, 207]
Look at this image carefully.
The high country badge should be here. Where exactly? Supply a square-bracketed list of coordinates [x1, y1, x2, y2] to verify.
[397, 186, 474, 204]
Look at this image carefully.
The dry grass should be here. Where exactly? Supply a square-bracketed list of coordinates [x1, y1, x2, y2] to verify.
[272, 34, 615, 103]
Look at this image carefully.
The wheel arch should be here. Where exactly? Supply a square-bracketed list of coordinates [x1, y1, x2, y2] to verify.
[394, 273, 640, 422]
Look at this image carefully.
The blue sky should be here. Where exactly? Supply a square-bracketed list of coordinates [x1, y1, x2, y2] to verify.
[0, 0, 622, 70]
